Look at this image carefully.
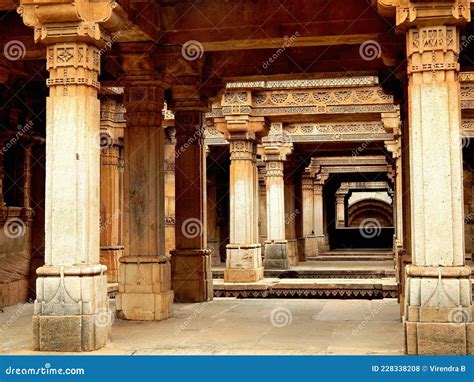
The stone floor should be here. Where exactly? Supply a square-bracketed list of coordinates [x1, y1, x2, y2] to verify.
[0, 298, 404, 355]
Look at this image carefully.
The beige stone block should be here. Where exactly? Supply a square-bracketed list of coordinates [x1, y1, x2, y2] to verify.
[224, 267, 264, 283]
[416, 323, 467, 355]
[467, 323, 474, 355]
[419, 306, 452, 322]
[405, 321, 418, 355]
[154, 291, 174, 320]
[34, 315, 83, 352]
[119, 293, 155, 320]
[407, 306, 419, 321]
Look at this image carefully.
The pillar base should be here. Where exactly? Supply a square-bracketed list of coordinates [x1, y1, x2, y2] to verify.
[405, 320, 474, 355]
[287, 239, 299, 266]
[171, 249, 213, 303]
[316, 235, 329, 253]
[33, 265, 111, 352]
[116, 256, 173, 321]
[303, 235, 317, 258]
[100, 246, 124, 283]
[208, 240, 221, 266]
[225, 244, 263, 282]
[263, 241, 289, 269]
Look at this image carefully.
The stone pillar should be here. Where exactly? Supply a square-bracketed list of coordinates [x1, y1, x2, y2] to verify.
[207, 174, 221, 266]
[335, 192, 345, 228]
[164, 127, 176, 259]
[262, 142, 292, 269]
[215, 92, 269, 281]
[403, 25, 473, 354]
[31, 41, 111, 351]
[301, 173, 317, 260]
[171, 110, 212, 302]
[100, 99, 124, 284]
[22, 144, 33, 209]
[224, 138, 262, 281]
[284, 170, 298, 266]
[18, 0, 127, 351]
[0, 149, 5, 207]
[116, 85, 173, 321]
[257, 161, 268, 252]
[314, 180, 328, 253]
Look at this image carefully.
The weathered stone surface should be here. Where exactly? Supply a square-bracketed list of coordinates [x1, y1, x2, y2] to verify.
[264, 242, 289, 269]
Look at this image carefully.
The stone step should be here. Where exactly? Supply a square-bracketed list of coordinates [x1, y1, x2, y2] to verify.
[107, 282, 118, 298]
[213, 277, 398, 299]
[213, 268, 395, 279]
[308, 255, 394, 261]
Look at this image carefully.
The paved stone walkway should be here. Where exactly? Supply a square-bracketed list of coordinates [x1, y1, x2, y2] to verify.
[0, 298, 403, 355]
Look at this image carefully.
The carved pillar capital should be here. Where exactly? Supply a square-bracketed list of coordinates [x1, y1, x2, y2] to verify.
[374, 0, 470, 29]
[124, 85, 164, 127]
[215, 114, 270, 142]
[407, 26, 460, 83]
[174, 110, 205, 141]
[18, 0, 127, 46]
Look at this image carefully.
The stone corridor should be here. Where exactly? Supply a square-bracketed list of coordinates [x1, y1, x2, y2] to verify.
[1, 0, 474, 356]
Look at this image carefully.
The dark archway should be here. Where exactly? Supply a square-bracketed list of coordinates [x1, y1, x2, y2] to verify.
[347, 198, 393, 227]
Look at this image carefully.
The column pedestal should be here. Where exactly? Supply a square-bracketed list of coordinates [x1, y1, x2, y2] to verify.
[33, 265, 111, 352]
[171, 249, 212, 302]
[224, 244, 263, 282]
[263, 241, 289, 269]
[116, 256, 173, 321]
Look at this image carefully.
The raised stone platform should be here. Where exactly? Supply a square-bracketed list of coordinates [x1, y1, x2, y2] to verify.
[213, 278, 397, 299]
